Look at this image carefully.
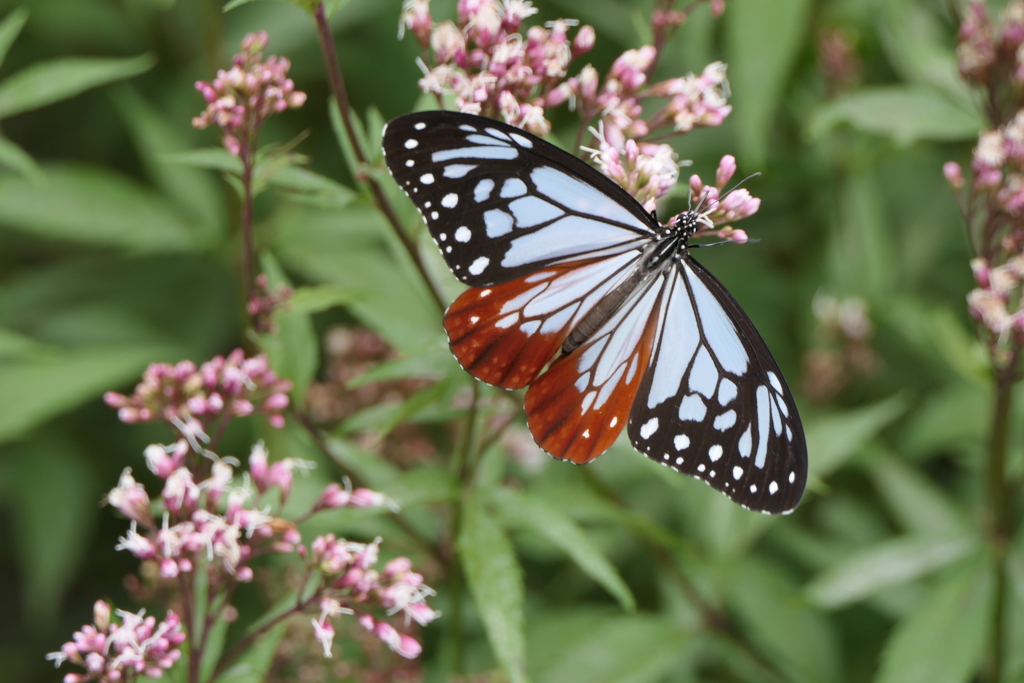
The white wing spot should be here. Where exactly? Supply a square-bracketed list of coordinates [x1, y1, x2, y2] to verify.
[439, 233, 447, 241]
[468, 257, 490, 275]
[738, 424, 752, 458]
[708, 444, 723, 462]
[732, 465, 743, 480]
[709, 470, 716, 478]
[405, 139, 418, 149]
[485, 127, 512, 141]
[414, 122, 426, 130]
[769, 481, 779, 495]
[713, 410, 737, 431]
[786, 425, 793, 441]
[470, 316, 479, 324]
[674, 434, 690, 450]
[495, 312, 518, 328]
[697, 464, 706, 472]
[789, 471, 795, 484]
[420, 173, 435, 184]
[474, 179, 495, 202]
[640, 417, 659, 439]
[500, 178, 528, 198]
[675, 456, 684, 465]
[446, 246, 452, 253]
[431, 211, 439, 220]
[484, 209, 514, 237]
[424, 201, 432, 208]
[405, 159, 414, 167]
[443, 164, 476, 178]
[510, 132, 533, 147]
[717, 379, 737, 406]
[678, 394, 707, 421]
[459, 124, 476, 132]
[609, 416, 618, 428]
[768, 371, 783, 394]
[455, 226, 472, 242]
[479, 289, 492, 298]
[750, 484, 757, 493]
[442, 193, 459, 208]
[662, 453, 670, 460]
[582, 429, 590, 439]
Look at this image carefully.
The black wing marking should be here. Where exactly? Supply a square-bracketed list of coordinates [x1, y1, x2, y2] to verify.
[382, 111, 656, 287]
[626, 254, 807, 514]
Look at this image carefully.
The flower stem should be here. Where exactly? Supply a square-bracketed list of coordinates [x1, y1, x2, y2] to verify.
[986, 349, 1017, 683]
[239, 144, 257, 304]
[311, 2, 445, 312]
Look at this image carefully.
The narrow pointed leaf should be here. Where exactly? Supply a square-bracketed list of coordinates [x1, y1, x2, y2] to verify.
[495, 488, 636, 613]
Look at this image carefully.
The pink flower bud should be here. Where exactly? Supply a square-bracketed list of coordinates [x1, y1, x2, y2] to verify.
[263, 392, 289, 411]
[93, 601, 111, 631]
[943, 161, 966, 190]
[384, 556, 413, 579]
[316, 483, 351, 510]
[711, 0, 726, 18]
[359, 614, 375, 631]
[350, 488, 387, 508]
[573, 25, 596, 57]
[236, 566, 254, 582]
[716, 155, 737, 189]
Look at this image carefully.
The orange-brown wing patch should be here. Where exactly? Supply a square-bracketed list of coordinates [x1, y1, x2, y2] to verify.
[524, 275, 664, 463]
[444, 253, 639, 389]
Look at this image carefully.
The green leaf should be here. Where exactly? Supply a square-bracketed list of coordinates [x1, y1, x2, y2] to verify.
[270, 203, 442, 352]
[806, 535, 976, 608]
[808, 87, 983, 145]
[199, 616, 230, 683]
[0, 344, 176, 444]
[0, 134, 43, 182]
[212, 622, 288, 683]
[495, 488, 636, 613]
[899, 382, 988, 460]
[827, 169, 897, 302]
[259, 253, 319, 409]
[0, 8, 29, 71]
[161, 148, 242, 174]
[728, 558, 840, 683]
[286, 284, 361, 315]
[726, 0, 813, 166]
[805, 394, 909, 479]
[878, 2, 977, 114]
[0, 54, 155, 119]
[270, 166, 357, 209]
[7, 438, 97, 630]
[113, 86, 225, 242]
[458, 491, 528, 683]
[868, 453, 971, 536]
[0, 327, 55, 360]
[345, 339, 455, 387]
[533, 615, 688, 683]
[0, 164, 198, 251]
[875, 555, 993, 683]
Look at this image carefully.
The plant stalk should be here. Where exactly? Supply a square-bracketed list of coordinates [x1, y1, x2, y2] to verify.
[311, 3, 445, 312]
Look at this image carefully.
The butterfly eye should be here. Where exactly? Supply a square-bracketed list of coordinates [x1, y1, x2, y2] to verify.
[383, 110, 806, 514]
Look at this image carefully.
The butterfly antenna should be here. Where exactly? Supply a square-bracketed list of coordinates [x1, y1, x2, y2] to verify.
[690, 237, 761, 249]
[720, 172, 762, 201]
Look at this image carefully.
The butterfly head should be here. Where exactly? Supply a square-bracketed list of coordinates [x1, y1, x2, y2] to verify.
[666, 209, 715, 241]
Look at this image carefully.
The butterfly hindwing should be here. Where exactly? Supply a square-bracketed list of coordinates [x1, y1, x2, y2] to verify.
[444, 251, 643, 389]
[626, 255, 806, 514]
[382, 111, 655, 287]
[524, 274, 664, 463]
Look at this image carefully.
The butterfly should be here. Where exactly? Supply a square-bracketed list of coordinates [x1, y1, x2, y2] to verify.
[382, 110, 806, 514]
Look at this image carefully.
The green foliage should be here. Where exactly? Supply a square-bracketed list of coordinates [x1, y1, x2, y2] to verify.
[0, 1, 1014, 682]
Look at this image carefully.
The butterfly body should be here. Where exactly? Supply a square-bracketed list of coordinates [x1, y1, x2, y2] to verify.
[383, 110, 807, 514]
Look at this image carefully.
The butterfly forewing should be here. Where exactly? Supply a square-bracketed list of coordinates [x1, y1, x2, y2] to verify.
[626, 255, 806, 514]
[382, 111, 655, 287]
[382, 110, 808, 514]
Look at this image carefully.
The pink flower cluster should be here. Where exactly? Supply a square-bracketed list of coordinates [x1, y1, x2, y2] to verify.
[47, 601, 185, 683]
[956, 0, 1024, 86]
[683, 154, 761, 243]
[108, 442, 343, 581]
[402, 0, 741, 219]
[304, 537, 440, 660]
[967, 255, 1024, 340]
[404, 0, 594, 135]
[946, 111, 1024, 224]
[104, 349, 293, 441]
[192, 31, 306, 156]
[247, 273, 294, 334]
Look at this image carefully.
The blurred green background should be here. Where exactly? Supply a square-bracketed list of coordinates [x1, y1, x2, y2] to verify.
[0, 0, 1015, 681]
